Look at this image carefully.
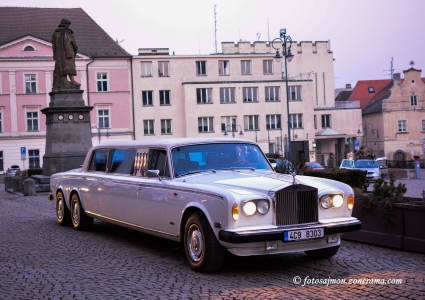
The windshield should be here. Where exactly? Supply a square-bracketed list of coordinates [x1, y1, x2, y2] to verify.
[171, 143, 272, 177]
[354, 160, 378, 168]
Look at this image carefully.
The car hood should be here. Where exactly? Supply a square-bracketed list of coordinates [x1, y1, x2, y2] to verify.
[355, 167, 378, 172]
[179, 170, 332, 195]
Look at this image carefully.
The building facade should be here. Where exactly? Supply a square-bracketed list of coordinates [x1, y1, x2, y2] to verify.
[132, 41, 361, 165]
[0, 7, 134, 172]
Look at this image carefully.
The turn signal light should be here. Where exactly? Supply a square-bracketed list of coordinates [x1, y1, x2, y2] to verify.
[347, 195, 354, 210]
[232, 204, 239, 220]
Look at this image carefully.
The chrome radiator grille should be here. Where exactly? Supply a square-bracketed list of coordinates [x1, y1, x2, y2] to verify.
[274, 184, 319, 226]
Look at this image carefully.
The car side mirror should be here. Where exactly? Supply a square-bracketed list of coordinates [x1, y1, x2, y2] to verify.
[147, 170, 161, 181]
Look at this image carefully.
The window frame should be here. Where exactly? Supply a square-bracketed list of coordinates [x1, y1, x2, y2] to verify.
[196, 88, 213, 104]
[96, 72, 109, 92]
[196, 61, 207, 76]
[0, 110, 2, 133]
[28, 149, 40, 168]
[265, 86, 281, 102]
[26, 110, 39, 131]
[158, 61, 170, 77]
[219, 87, 236, 103]
[141, 61, 153, 77]
[198, 117, 214, 133]
[289, 114, 303, 129]
[218, 60, 230, 76]
[143, 119, 155, 135]
[263, 60, 273, 75]
[422, 120, 425, 132]
[24, 74, 37, 94]
[159, 90, 171, 105]
[244, 115, 259, 131]
[410, 95, 418, 106]
[242, 87, 259, 103]
[142, 90, 154, 106]
[98, 109, 110, 128]
[321, 114, 331, 128]
[160, 119, 172, 135]
[221, 116, 237, 132]
[241, 60, 252, 75]
[398, 120, 407, 132]
[266, 114, 281, 130]
[289, 86, 302, 101]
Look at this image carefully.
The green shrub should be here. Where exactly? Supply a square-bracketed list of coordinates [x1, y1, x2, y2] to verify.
[302, 169, 366, 189]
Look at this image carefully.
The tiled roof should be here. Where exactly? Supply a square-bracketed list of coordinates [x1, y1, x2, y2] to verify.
[347, 79, 392, 109]
[0, 7, 130, 57]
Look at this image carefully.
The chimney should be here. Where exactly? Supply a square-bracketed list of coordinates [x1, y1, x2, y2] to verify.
[345, 84, 352, 89]
[393, 73, 401, 85]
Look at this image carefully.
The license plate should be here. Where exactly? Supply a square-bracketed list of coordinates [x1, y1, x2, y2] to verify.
[283, 228, 324, 242]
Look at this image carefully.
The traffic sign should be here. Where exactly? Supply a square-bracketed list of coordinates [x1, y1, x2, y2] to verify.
[354, 140, 360, 150]
[20, 147, 26, 161]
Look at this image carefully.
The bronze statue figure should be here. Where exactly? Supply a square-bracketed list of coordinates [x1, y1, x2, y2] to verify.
[52, 19, 80, 89]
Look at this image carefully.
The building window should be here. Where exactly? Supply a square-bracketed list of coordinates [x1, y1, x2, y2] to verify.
[196, 88, 213, 104]
[265, 86, 280, 102]
[398, 120, 407, 132]
[314, 115, 317, 129]
[161, 119, 172, 134]
[198, 117, 214, 132]
[410, 95, 418, 106]
[0, 112, 2, 132]
[219, 60, 230, 75]
[368, 87, 375, 93]
[241, 60, 251, 75]
[96, 72, 108, 92]
[244, 115, 259, 131]
[142, 91, 154, 106]
[24, 45, 35, 51]
[243, 87, 258, 102]
[0, 151, 3, 171]
[158, 61, 169, 76]
[141, 61, 152, 77]
[289, 114, 303, 128]
[221, 116, 236, 131]
[98, 109, 110, 128]
[29, 150, 40, 168]
[220, 87, 235, 103]
[26, 112, 38, 131]
[422, 120, 425, 131]
[263, 60, 273, 74]
[321, 114, 331, 128]
[159, 90, 170, 105]
[144, 120, 155, 135]
[25, 74, 37, 93]
[266, 115, 281, 129]
[196, 61, 207, 76]
[289, 86, 302, 100]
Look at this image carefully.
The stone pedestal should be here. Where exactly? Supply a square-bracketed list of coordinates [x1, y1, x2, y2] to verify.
[41, 89, 93, 176]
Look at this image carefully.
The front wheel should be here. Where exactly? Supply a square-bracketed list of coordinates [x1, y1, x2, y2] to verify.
[70, 193, 93, 231]
[304, 245, 340, 259]
[55, 191, 71, 226]
[184, 212, 225, 273]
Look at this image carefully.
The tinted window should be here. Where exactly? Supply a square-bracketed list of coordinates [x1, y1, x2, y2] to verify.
[109, 149, 137, 174]
[148, 149, 170, 177]
[89, 149, 109, 172]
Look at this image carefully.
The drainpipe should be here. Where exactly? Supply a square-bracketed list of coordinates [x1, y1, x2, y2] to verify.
[86, 57, 95, 106]
[130, 56, 135, 140]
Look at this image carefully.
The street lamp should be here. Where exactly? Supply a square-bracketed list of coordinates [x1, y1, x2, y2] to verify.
[272, 28, 294, 160]
[223, 124, 243, 138]
[91, 125, 110, 144]
[357, 122, 375, 147]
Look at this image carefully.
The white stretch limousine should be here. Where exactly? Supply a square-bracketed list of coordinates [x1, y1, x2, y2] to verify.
[48, 138, 361, 272]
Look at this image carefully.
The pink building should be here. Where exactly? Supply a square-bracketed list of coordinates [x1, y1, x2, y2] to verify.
[0, 7, 134, 172]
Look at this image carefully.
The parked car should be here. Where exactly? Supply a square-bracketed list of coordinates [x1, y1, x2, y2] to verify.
[304, 162, 325, 170]
[5, 165, 20, 177]
[339, 158, 381, 184]
[48, 138, 361, 272]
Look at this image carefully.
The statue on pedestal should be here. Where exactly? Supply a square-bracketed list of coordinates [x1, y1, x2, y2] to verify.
[52, 19, 80, 90]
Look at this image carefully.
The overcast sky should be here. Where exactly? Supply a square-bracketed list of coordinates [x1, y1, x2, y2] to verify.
[4, 0, 425, 88]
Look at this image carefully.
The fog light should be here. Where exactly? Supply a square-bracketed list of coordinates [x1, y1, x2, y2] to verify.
[327, 235, 339, 243]
[266, 241, 278, 250]
[232, 204, 239, 220]
[347, 195, 354, 210]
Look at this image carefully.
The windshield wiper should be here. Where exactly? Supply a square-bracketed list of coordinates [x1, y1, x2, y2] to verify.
[221, 167, 256, 171]
[176, 169, 216, 178]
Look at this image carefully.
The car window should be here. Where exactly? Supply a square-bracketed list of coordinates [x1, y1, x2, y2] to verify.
[171, 143, 271, 177]
[355, 160, 378, 168]
[341, 160, 353, 168]
[148, 148, 170, 177]
[109, 149, 137, 174]
[88, 149, 109, 172]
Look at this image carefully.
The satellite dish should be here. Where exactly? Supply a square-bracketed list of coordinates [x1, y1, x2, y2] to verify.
[256, 31, 261, 41]
[410, 60, 415, 66]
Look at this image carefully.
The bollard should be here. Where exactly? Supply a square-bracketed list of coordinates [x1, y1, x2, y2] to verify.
[24, 178, 36, 196]
[12, 177, 21, 192]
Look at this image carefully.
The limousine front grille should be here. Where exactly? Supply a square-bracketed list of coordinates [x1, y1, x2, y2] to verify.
[274, 184, 318, 226]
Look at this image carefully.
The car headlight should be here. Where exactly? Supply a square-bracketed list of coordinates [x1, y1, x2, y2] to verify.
[320, 194, 344, 209]
[242, 199, 270, 216]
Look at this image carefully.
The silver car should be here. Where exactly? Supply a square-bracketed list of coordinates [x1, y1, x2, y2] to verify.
[48, 138, 361, 272]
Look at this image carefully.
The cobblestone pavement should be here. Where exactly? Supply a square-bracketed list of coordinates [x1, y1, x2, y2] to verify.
[1, 189, 425, 300]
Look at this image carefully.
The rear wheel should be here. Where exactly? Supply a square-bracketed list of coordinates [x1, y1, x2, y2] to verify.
[305, 245, 340, 259]
[55, 191, 71, 226]
[184, 212, 225, 273]
[70, 193, 93, 231]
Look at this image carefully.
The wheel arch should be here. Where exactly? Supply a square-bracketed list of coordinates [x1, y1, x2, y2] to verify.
[179, 206, 206, 243]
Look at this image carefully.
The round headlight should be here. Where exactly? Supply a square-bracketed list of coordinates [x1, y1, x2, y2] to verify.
[332, 195, 344, 208]
[320, 195, 332, 209]
[243, 201, 257, 216]
[257, 200, 269, 215]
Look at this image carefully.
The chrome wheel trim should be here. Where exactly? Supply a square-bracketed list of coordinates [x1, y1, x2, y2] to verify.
[57, 197, 64, 220]
[72, 199, 80, 225]
[187, 224, 203, 262]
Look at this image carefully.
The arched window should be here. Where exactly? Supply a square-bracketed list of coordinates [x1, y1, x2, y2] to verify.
[24, 45, 35, 51]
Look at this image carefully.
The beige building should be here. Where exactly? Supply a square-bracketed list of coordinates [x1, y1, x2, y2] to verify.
[361, 68, 425, 163]
[132, 41, 361, 164]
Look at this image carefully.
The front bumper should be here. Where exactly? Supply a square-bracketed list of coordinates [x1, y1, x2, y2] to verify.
[219, 220, 362, 244]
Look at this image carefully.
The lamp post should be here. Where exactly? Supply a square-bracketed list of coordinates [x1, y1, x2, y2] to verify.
[223, 124, 243, 138]
[91, 125, 110, 144]
[357, 122, 375, 147]
[272, 28, 294, 160]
